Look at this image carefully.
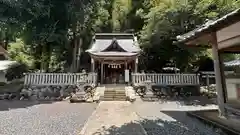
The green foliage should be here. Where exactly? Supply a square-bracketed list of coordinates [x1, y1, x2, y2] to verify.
[138, 0, 239, 72]
[1, 0, 240, 73]
[8, 39, 33, 67]
[5, 63, 29, 81]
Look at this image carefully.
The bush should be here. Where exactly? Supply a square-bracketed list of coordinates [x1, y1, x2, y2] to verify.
[5, 63, 29, 81]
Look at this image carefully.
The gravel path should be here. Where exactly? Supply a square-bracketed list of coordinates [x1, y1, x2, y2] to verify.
[132, 100, 226, 135]
[0, 101, 97, 135]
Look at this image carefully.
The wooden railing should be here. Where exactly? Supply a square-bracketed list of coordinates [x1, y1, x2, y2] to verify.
[24, 72, 97, 86]
[131, 73, 200, 86]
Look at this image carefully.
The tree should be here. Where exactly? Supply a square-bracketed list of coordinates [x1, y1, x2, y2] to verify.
[138, 0, 239, 72]
[2, 0, 240, 73]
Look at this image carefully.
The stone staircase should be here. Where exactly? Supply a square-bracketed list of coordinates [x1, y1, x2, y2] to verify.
[102, 86, 127, 101]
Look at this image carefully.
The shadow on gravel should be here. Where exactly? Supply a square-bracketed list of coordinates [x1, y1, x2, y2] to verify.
[0, 100, 59, 111]
[141, 96, 216, 106]
[91, 111, 225, 135]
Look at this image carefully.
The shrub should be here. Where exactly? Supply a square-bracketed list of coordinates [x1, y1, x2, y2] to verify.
[5, 63, 29, 81]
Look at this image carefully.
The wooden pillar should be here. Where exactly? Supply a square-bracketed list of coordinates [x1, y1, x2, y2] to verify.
[91, 58, 95, 72]
[219, 52, 228, 103]
[212, 33, 226, 117]
[206, 74, 210, 91]
[135, 58, 138, 73]
[101, 62, 104, 84]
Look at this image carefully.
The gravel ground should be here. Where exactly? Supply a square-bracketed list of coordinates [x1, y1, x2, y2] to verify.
[0, 101, 97, 135]
[132, 99, 226, 135]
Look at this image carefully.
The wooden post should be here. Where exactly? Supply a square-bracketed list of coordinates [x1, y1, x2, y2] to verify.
[125, 61, 127, 70]
[212, 33, 226, 117]
[91, 58, 95, 72]
[135, 58, 138, 73]
[101, 62, 104, 84]
[206, 74, 210, 92]
[219, 53, 228, 103]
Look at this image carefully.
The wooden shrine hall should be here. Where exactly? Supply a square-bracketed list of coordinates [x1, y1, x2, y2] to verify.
[86, 33, 141, 84]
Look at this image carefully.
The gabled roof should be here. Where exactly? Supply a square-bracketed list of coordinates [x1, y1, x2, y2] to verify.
[224, 59, 240, 67]
[86, 33, 140, 53]
[102, 39, 127, 52]
[176, 8, 240, 43]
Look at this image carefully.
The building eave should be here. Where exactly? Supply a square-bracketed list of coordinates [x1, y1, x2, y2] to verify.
[176, 8, 240, 44]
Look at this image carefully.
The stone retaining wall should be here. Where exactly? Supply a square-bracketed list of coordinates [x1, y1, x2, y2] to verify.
[0, 85, 93, 101]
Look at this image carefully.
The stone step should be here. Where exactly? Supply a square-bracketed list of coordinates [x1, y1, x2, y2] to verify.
[113, 97, 127, 100]
[104, 96, 126, 97]
[104, 91, 125, 93]
[104, 96, 126, 99]
[102, 88, 127, 101]
[104, 94, 126, 96]
[102, 98, 126, 101]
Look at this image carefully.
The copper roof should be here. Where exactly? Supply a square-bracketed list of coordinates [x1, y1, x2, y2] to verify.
[86, 33, 141, 54]
[91, 52, 138, 57]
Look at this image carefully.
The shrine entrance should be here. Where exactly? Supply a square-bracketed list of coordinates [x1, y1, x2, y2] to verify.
[104, 63, 124, 84]
[93, 59, 136, 84]
[86, 33, 141, 84]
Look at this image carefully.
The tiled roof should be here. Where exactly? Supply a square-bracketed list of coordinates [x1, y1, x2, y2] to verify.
[176, 8, 240, 43]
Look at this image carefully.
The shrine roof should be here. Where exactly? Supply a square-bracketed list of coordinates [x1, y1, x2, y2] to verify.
[90, 52, 138, 57]
[86, 33, 140, 53]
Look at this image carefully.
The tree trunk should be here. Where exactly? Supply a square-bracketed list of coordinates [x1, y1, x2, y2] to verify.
[40, 45, 45, 72]
[41, 45, 51, 72]
[76, 38, 82, 72]
[71, 37, 77, 72]
[45, 45, 51, 72]
[4, 36, 9, 50]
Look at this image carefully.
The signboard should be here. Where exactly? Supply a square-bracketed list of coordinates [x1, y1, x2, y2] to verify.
[125, 69, 129, 82]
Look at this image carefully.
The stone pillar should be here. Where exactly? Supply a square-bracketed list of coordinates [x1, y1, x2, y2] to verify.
[212, 33, 226, 117]
[101, 62, 104, 84]
[135, 58, 138, 73]
[91, 58, 95, 72]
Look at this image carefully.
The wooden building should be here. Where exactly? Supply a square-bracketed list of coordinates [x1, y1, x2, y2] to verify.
[177, 9, 240, 119]
[86, 33, 141, 84]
